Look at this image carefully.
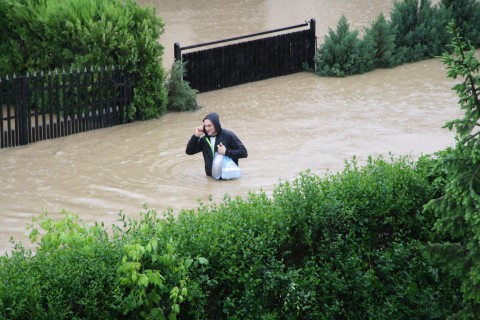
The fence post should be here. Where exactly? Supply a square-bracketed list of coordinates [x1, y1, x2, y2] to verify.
[309, 18, 316, 70]
[15, 74, 30, 146]
[174, 42, 181, 61]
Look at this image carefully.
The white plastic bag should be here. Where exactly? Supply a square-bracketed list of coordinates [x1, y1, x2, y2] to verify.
[212, 152, 223, 180]
[221, 156, 241, 180]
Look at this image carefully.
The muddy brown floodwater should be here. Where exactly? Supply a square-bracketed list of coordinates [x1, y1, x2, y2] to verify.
[0, 0, 462, 254]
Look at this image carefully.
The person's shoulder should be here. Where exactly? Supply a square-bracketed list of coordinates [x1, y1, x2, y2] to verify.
[221, 128, 237, 136]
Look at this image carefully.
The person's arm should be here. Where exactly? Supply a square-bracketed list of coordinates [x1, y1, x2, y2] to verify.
[224, 132, 247, 159]
[186, 126, 205, 155]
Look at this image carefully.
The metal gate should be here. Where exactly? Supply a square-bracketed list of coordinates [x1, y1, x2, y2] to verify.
[174, 19, 316, 92]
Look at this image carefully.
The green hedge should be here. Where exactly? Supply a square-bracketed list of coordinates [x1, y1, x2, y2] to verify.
[0, 0, 167, 120]
[0, 156, 462, 319]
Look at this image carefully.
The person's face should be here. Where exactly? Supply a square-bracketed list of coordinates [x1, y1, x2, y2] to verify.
[203, 119, 216, 136]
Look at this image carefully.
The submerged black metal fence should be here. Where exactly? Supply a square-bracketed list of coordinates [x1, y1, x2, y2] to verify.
[0, 66, 133, 148]
[174, 19, 316, 92]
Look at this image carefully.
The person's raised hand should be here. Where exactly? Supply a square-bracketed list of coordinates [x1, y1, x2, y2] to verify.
[195, 125, 204, 137]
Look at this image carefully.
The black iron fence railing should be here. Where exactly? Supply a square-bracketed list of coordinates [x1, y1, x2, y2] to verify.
[174, 19, 316, 92]
[0, 66, 133, 148]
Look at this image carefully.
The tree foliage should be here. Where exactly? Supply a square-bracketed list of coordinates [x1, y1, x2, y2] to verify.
[425, 21, 480, 319]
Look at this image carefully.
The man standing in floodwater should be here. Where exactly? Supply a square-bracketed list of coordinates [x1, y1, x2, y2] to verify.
[186, 112, 248, 177]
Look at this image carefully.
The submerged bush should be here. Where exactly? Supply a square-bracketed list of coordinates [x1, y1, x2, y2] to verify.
[315, 15, 375, 76]
[167, 60, 198, 112]
[314, 0, 460, 77]
[390, 0, 450, 63]
[364, 13, 399, 68]
[440, 0, 480, 48]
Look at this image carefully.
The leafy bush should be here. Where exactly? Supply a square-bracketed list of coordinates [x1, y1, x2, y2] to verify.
[270, 157, 459, 319]
[1, 0, 167, 120]
[162, 156, 460, 319]
[314, 0, 468, 77]
[364, 13, 399, 68]
[0, 211, 123, 320]
[0, 157, 463, 319]
[440, 0, 480, 48]
[315, 15, 375, 76]
[167, 60, 198, 112]
[0, 209, 204, 320]
[389, 0, 450, 63]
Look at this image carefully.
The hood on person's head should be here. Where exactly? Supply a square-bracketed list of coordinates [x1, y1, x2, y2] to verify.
[203, 112, 222, 134]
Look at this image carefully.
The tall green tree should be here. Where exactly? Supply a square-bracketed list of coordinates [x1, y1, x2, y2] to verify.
[425, 21, 480, 319]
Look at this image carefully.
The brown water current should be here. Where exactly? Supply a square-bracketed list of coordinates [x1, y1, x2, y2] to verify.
[0, 0, 462, 253]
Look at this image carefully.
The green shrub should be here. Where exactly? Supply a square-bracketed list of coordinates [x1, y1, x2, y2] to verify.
[389, 0, 450, 63]
[0, 156, 463, 319]
[0, 209, 203, 320]
[167, 60, 198, 112]
[162, 193, 293, 318]
[0, 211, 123, 320]
[441, 0, 480, 47]
[113, 208, 211, 320]
[315, 15, 375, 76]
[270, 156, 460, 319]
[364, 13, 399, 68]
[0, 1, 15, 77]
[162, 156, 460, 319]
[1, 0, 167, 120]
[314, 0, 475, 77]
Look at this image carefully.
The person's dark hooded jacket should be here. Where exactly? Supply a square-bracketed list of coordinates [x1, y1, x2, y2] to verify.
[186, 112, 248, 176]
